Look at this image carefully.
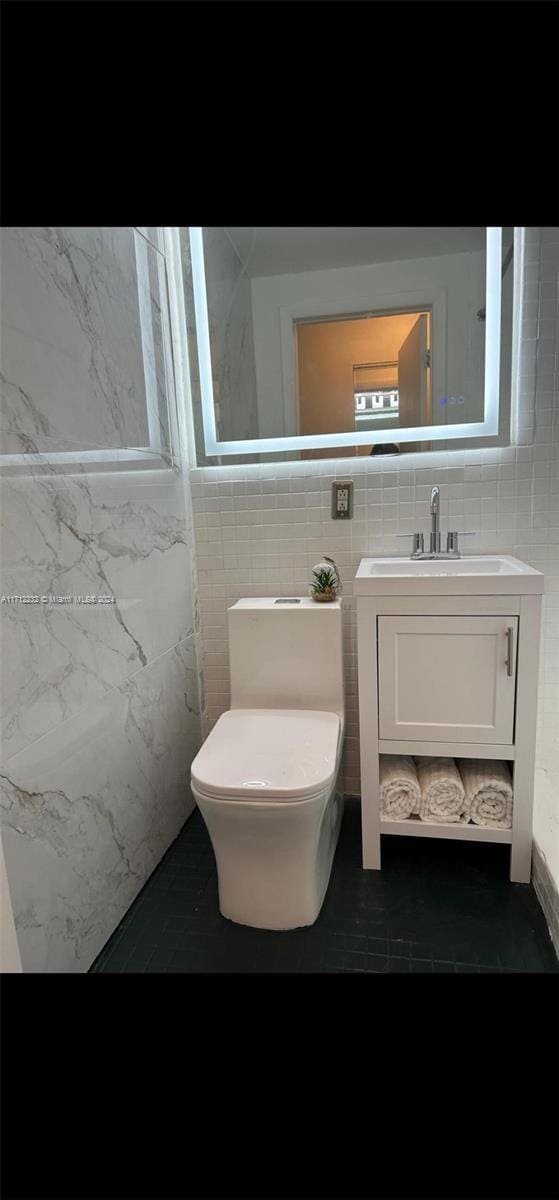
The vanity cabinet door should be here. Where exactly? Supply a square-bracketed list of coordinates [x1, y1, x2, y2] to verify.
[378, 615, 518, 744]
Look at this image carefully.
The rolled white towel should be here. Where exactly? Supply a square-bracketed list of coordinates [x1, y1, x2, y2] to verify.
[415, 756, 468, 823]
[457, 759, 513, 828]
[379, 755, 421, 820]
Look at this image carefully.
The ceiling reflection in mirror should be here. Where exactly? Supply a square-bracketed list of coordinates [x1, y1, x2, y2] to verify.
[181, 227, 514, 463]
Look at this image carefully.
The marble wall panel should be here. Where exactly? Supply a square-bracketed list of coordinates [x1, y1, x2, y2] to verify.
[1, 464, 195, 758]
[1, 226, 202, 971]
[1, 226, 171, 455]
[0, 637, 200, 972]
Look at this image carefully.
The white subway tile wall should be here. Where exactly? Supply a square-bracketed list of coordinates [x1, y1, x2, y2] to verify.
[190, 229, 559, 872]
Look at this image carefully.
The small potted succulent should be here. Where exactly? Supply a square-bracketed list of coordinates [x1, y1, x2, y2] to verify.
[309, 556, 341, 603]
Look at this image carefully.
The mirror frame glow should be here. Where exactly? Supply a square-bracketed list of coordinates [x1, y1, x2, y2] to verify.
[189, 226, 506, 457]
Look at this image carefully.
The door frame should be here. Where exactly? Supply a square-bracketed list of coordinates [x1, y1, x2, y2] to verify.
[280, 288, 447, 439]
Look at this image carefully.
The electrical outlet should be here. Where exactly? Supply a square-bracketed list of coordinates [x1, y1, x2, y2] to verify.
[332, 480, 353, 519]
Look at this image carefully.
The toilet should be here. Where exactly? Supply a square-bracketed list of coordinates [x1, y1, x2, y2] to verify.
[190, 597, 345, 929]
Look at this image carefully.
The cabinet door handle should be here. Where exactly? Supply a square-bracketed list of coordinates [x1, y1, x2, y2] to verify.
[506, 626, 514, 676]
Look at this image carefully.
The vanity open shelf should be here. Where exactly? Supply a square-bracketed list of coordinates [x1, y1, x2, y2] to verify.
[380, 816, 513, 844]
[379, 750, 516, 844]
[355, 555, 544, 882]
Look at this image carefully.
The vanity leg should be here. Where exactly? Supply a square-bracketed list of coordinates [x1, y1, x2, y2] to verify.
[361, 781, 382, 869]
[509, 596, 541, 884]
[510, 753, 534, 883]
[360, 730, 381, 869]
[510, 839, 532, 885]
[357, 597, 382, 869]
[511, 758, 532, 883]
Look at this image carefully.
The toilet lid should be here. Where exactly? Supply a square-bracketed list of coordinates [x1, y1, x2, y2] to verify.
[191, 709, 341, 801]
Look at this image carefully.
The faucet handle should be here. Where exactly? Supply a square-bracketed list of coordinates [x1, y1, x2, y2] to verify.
[395, 533, 424, 551]
[395, 532, 424, 555]
[446, 531, 476, 552]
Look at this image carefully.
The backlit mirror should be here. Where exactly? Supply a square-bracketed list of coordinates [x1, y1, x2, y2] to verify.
[183, 227, 517, 462]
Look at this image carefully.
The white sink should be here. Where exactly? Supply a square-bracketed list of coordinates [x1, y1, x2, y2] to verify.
[354, 555, 544, 595]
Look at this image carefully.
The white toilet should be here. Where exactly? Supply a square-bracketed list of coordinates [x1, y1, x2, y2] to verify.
[190, 597, 345, 929]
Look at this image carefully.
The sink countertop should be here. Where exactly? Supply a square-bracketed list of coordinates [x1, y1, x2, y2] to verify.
[353, 555, 545, 596]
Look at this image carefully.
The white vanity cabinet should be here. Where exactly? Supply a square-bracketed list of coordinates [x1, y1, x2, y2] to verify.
[354, 558, 544, 883]
[377, 615, 518, 744]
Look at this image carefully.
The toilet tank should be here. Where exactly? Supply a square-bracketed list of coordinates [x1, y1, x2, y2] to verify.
[228, 598, 344, 716]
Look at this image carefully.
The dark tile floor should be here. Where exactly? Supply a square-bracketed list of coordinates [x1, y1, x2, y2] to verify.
[90, 800, 559, 973]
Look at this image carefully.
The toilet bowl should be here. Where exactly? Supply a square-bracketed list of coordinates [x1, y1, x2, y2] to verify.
[190, 598, 345, 929]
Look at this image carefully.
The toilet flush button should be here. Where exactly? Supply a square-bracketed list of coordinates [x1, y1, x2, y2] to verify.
[243, 780, 270, 788]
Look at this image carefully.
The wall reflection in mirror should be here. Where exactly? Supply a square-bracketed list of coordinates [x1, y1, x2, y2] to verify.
[181, 227, 514, 463]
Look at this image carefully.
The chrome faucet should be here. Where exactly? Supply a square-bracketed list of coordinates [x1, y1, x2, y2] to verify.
[410, 487, 467, 559]
[430, 486, 441, 555]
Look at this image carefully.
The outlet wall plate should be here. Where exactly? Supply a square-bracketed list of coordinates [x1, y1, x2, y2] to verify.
[332, 480, 354, 519]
